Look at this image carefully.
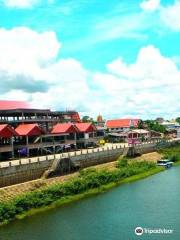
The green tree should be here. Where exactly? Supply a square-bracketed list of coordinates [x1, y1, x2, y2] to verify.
[82, 116, 91, 122]
[176, 117, 180, 124]
[138, 120, 144, 129]
[82, 116, 94, 123]
[144, 120, 166, 133]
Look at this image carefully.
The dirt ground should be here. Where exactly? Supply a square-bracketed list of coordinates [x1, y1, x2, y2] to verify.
[133, 152, 162, 163]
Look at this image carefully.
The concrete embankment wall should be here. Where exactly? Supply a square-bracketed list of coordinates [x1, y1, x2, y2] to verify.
[71, 148, 124, 168]
[0, 147, 124, 188]
[0, 140, 178, 188]
[0, 159, 53, 187]
[136, 142, 156, 154]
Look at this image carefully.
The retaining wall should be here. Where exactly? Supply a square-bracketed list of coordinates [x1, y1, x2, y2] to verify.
[71, 147, 124, 168]
[0, 139, 178, 188]
[0, 159, 52, 187]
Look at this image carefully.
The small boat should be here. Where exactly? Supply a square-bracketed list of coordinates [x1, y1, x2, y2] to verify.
[157, 160, 174, 168]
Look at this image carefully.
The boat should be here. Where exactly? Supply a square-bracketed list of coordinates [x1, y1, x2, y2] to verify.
[157, 160, 174, 168]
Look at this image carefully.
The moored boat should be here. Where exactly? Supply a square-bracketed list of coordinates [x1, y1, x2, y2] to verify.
[157, 160, 174, 168]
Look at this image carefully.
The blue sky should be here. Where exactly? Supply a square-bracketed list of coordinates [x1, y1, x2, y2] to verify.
[0, 0, 180, 119]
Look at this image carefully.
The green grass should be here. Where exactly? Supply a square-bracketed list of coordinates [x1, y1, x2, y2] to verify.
[0, 161, 163, 226]
[158, 144, 180, 162]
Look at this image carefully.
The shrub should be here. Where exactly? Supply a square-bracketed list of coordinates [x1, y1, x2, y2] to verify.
[169, 154, 180, 162]
[0, 161, 157, 224]
[116, 158, 128, 168]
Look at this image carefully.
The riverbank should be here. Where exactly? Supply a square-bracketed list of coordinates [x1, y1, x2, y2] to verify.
[16, 167, 163, 220]
[0, 161, 163, 226]
[0, 152, 162, 203]
[1, 143, 180, 227]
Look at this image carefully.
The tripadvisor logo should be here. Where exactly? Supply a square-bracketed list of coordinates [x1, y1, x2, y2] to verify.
[135, 227, 143, 236]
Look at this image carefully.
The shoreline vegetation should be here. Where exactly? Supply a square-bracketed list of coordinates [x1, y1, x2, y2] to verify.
[0, 161, 163, 226]
[0, 144, 180, 226]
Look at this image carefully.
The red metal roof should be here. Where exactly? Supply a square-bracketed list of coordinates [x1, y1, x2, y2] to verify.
[0, 124, 17, 138]
[0, 100, 31, 110]
[71, 113, 81, 122]
[75, 123, 97, 133]
[15, 124, 44, 136]
[106, 119, 139, 128]
[51, 123, 78, 134]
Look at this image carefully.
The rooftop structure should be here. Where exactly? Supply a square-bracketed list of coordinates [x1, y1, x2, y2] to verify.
[51, 123, 78, 134]
[0, 100, 81, 132]
[15, 124, 44, 136]
[97, 115, 103, 123]
[75, 122, 97, 133]
[106, 119, 139, 132]
[0, 124, 17, 138]
[0, 100, 31, 110]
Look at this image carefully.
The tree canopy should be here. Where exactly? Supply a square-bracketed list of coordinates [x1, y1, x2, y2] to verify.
[144, 120, 166, 133]
[176, 117, 180, 124]
[82, 116, 94, 123]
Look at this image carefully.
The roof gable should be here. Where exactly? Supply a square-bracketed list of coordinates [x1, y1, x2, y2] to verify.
[51, 123, 78, 134]
[0, 124, 17, 138]
[15, 124, 44, 136]
[75, 123, 97, 133]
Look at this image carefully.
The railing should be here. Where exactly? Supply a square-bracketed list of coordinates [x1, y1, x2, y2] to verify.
[13, 140, 76, 150]
[0, 140, 76, 153]
[76, 136, 101, 142]
[0, 145, 12, 153]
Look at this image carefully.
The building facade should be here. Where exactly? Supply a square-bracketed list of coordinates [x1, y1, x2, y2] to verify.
[0, 100, 99, 161]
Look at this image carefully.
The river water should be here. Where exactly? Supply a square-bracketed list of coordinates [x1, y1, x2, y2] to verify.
[0, 166, 180, 240]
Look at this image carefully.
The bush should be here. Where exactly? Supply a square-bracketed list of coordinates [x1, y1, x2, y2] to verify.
[79, 168, 97, 176]
[116, 158, 128, 168]
[169, 154, 180, 162]
[0, 161, 157, 225]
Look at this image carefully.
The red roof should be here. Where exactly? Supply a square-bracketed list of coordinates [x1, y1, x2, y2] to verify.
[71, 113, 81, 122]
[75, 123, 97, 133]
[0, 124, 17, 138]
[106, 119, 139, 128]
[15, 124, 44, 136]
[0, 100, 31, 110]
[51, 123, 78, 134]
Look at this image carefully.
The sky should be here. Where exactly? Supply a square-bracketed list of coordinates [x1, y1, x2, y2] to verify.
[0, 0, 180, 119]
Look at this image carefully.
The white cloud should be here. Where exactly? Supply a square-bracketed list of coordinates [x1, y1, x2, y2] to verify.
[0, 27, 60, 76]
[0, 27, 90, 112]
[160, 1, 180, 31]
[2, 0, 39, 8]
[140, 0, 180, 32]
[0, 26, 180, 119]
[93, 45, 180, 118]
[140, 0, 160, 11]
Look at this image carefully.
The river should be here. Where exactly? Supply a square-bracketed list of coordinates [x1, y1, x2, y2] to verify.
[0, 166, 180, 240]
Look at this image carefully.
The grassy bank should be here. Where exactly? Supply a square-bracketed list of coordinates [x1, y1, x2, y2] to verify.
[16, 167, 163, 221]
[158, 144, 180, 163]
[0, 161, 163, 226]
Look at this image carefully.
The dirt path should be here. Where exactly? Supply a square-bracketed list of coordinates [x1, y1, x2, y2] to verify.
[133, 152, 162, 162]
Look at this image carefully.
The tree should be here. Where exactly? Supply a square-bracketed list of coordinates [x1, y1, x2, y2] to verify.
[144, 120, 166, 133]
[138, 120, 144, 129]
[82, 116, 94, 123]
[176, 117, 180, 124]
